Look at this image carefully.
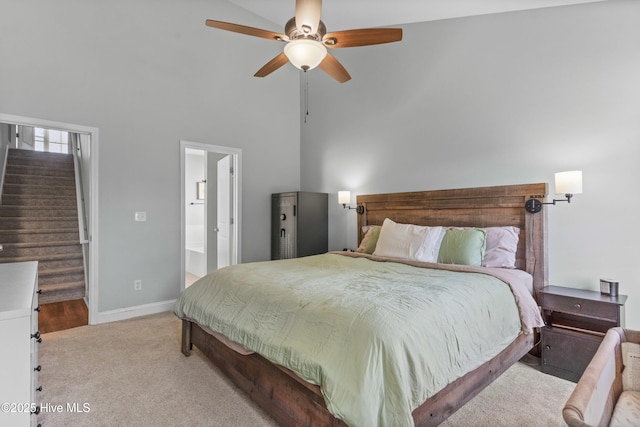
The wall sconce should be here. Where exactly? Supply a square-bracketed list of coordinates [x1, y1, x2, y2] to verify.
[338, 191, 364, 214]
[525, 170, 583, 213]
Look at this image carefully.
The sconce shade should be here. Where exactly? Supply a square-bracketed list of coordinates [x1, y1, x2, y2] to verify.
[338, 191, 351, 205]
[555, 170, 583, 195]
[284, 39, 327, 71]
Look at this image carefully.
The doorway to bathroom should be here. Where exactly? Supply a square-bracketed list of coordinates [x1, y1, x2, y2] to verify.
[180, 141, 241, 288]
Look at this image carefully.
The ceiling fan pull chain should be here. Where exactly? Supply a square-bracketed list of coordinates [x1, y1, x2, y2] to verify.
[304, 72, 310, 123]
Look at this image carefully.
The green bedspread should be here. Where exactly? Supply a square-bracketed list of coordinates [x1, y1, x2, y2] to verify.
[173, 253, 535, 426]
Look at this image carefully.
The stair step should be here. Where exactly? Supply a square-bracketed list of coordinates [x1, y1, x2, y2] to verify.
[40, 264, 84, 277]
[8, 148, 73, 162]
[2, 183, 76, 197]
[3, 173, 76, 187]
[0, 229, 79, 243]
[0, 218, 78, 230]
[1, 240, 80, 248]
[38, 281, 85, 305]
[0, 252, 83, 264]
[39, 271, 85, 286]
[0, 194, 77, 207]
[7, 154, 73, 167]
[37, 256, 84, 271]
[0, 241, 82, 258]
[6, 164, 74, 178]
[40, 281, 85, 293]
[0, 206, 78, 218]
[7, 156, 74, 167]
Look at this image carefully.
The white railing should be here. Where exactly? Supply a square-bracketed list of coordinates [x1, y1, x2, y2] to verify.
[0, 144, 9, 206]
[73, 146, 89, 244]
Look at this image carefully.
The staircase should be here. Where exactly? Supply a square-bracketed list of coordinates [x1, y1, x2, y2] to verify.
[0, 148, 86, 304]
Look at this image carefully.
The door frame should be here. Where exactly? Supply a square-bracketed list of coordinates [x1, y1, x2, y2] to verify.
[180, 140, 241, 290]
[0, 113, 100, 324]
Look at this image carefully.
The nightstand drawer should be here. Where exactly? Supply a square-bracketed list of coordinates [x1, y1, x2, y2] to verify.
[542, 293, 619, 322]
[541, 326, 603, 382]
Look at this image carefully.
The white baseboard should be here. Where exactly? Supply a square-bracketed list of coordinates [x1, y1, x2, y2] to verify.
[93, 299, 176, 325]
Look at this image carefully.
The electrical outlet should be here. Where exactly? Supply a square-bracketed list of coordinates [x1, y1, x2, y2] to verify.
[134, 280, 142, 291]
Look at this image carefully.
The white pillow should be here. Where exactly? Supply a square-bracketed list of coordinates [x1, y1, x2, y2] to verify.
[373, 218, 445, 263]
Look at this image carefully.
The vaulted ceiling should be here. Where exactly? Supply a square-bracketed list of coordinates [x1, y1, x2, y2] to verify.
[230, 0, 606, 30]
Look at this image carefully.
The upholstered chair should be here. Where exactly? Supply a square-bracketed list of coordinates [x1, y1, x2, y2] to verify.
[563, 327, 640, 427]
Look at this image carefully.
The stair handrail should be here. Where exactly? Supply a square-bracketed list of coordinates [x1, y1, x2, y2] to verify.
[0, 144, 9, 206]
[72, 137, 89, 244]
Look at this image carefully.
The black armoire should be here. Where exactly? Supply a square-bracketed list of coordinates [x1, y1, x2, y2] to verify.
[271, 192, 328, 260]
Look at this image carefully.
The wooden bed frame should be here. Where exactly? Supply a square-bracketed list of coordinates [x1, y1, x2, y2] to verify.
[181, 183, 549, 426]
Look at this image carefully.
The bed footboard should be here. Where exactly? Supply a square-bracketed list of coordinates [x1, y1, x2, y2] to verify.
[181, 318, 533, 426]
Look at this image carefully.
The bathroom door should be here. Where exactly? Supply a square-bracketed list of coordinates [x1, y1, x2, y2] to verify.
[217, 155, 232, 268]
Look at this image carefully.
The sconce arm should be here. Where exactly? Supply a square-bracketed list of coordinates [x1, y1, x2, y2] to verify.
[524, 193, 574, 213]
[342, 204, 365, 214]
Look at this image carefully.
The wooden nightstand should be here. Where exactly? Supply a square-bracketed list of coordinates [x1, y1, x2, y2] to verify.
[540, 285, 627, 382]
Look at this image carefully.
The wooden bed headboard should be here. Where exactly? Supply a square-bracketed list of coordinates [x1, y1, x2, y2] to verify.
[356, 183, 548, 299]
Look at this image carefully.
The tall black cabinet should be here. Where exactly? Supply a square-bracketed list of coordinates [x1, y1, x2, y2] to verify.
[271, 192, 328, 260]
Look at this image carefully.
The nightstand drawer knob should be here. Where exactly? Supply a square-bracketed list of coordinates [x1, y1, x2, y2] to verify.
[545, 345, 551, 350]
[574, 303, 581, 309]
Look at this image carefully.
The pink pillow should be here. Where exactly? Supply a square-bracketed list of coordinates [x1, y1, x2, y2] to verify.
[483, 226, 520, 268]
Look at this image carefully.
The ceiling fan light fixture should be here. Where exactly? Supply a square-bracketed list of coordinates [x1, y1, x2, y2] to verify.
[284, 39, 327, 71]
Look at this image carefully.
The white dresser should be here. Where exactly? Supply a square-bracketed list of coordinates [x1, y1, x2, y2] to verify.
[0, 261, 39, 427]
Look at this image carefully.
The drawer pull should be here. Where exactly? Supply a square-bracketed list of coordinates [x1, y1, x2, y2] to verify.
[34, 365, 41, 372]
[545, 345, 551, 350]
[574, 303, 581, 309]
[36, 386, 42, 392]
[31, 331, 40, 340]
[31, 406, 40, 415]
[34, 306, 41, 312]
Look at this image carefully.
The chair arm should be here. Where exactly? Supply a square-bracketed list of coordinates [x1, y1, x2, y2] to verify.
[563, 327, 624, 427]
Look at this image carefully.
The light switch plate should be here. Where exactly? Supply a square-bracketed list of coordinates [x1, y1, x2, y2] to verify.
[135, 211, 147, 222]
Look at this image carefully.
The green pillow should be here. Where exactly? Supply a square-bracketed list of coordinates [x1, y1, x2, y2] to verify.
[357, 226, 381, 254]
[437, 228, 487, 266]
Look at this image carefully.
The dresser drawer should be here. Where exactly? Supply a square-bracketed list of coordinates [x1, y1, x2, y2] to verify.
[541, 326, 603, 382]
[542, 293, 619, 322]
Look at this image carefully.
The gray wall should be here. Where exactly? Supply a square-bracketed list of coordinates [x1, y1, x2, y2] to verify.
[0, 0, 301, 313]
[301, 1, 640, 328]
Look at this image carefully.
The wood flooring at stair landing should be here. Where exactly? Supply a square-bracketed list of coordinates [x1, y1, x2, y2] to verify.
[0, 148, 85, 304]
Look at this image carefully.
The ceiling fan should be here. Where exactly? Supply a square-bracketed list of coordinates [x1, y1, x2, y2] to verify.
[205, 0, 403, 83]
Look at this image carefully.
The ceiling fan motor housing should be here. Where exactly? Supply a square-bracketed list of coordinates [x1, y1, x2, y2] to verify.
[285, 17, 326, 41]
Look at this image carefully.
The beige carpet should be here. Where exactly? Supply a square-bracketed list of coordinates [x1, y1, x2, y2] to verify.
[38, 312, 574, 426]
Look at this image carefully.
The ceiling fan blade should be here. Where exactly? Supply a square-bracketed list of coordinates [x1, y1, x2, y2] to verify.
[323, 28, 402, 48]
[295, 0, 322, 35]
[205, 20, 287, 42]
[254, 53, 290, 78]
[318, 53, 351, 83]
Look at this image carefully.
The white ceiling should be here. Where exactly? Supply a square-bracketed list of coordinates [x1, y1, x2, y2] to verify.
[229, 0, 605, 31]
